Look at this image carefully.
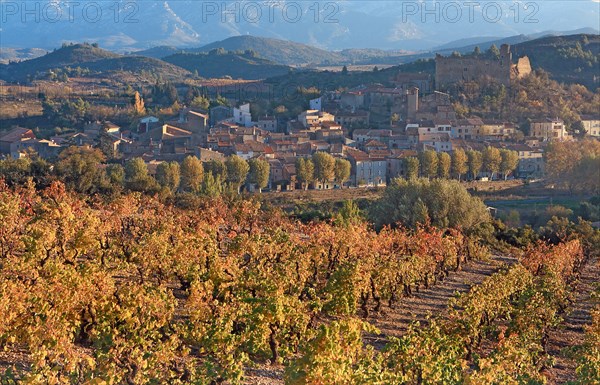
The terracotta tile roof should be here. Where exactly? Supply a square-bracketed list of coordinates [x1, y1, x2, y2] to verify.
[345, 148, 370, 162]
[0, 127, 34, 143]
[162, 124, 192, 139]
[455, 118, 485, 126]
[365, 139, 386, 147]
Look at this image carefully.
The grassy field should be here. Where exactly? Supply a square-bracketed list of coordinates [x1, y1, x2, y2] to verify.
[260, 187, 385, 207]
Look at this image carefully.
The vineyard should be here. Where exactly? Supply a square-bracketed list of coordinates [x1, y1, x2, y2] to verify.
[0, 181, 598, 384]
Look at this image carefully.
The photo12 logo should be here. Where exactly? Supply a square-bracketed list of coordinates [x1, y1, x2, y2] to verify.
[0, 1, 342, 24]
[199, 1, 340, 24]
[400, 1, 539, 24]
[0, 1, 140, 23]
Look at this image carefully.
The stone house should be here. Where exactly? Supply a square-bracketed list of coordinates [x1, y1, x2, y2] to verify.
[531, 119, 569, 141]
[346, 148, 387, 187]
[0, 127, 36, 156]
[581, 115, 600, 137]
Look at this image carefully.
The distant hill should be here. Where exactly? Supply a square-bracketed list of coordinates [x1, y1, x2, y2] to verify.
[133, 46, 183, 59]
[192, 36, 345, 66]
[162, 50, 290, 80]
[132, 30, 600, 68]
[527, 27, 600, 40]
[0, 48, 49, 64]
[436, 35, 533, 56]
[0, 43, 190, 82]
[433, 36, 505, 51]
[134, 37, 413, 66]
[82, 56, 190, 78]
[434, 28, 599, 53]
[133, 35, 344, 65]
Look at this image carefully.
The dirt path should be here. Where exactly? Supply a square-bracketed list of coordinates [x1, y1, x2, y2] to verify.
[366, 254, 517, 346]
[543, 255, 600, 385]
[244, 366, 285, 385]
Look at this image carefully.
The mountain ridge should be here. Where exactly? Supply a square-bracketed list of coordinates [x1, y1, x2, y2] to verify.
[1, 33, 598, 87]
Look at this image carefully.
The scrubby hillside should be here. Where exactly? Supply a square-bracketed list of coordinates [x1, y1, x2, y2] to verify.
[0, 43, 190, 83]
[194, 35, 345, 66]
[163, 49, 290, 79]
[512, 34, 600, 88]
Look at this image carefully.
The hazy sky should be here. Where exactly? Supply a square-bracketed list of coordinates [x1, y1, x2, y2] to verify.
[0, 1, 598, 50]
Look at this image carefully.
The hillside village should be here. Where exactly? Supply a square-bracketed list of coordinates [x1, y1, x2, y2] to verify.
[2, 9, 600, 385]
[1, 43, 599, 192]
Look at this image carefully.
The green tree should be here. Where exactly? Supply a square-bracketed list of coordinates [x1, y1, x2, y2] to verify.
[191, 95, 210, 111]
[0, 157, 32, 186]
[405, 157, 420, 180]
[312, 152, 335, 185]
[28, 156, 53, 188]
[467, 150, 483, 180]
[334, 158, 351, 188]
[451, 148, 468, 181]
[225, 155, 250, 193]
[372, 178, 491, 230]
[419, 150, 438, 179]
[156, 161, 181, 192]
[546, 141, 575, 191]
[180, 156, 204, 194]
[125, 157, 147, 181]
[296, 158, 315, 190]
[499, 149, 519, 180]
[98, 132, 119, 159]
[413, 198, 430, 225]
[482, 146, 502, 180]
[335, 200, 362, 227]
[55, 147, 106, 194]
[204, 159, 227, 180]
[201, 172, 223, 197]
[106, 163, 125, 187]
[247, 158, 270, 193]
[438, 152, 451, 179]
[489, 44, 500, 58]
[125, 158, 158, 192]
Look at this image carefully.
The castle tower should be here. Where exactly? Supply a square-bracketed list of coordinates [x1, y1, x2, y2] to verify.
[500, 44, 511, 66]
[407, 87, 419, 119]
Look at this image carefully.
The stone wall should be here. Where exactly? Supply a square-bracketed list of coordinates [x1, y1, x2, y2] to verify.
[513, 56, 532, 79]
[435, 44, 528, 89]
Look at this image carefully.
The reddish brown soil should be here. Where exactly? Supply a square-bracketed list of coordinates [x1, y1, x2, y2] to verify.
[543, 255, 600, 385]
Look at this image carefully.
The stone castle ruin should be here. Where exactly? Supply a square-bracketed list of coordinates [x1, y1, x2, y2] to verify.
[435, 44, 531, 90]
